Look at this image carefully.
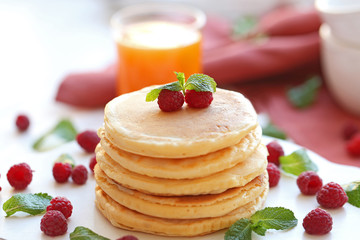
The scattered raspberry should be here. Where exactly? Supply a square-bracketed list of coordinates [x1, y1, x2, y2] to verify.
[7, 163, 33, 190]
[303, 208, 332, 235]
[346, 133, 360, 156]
[266, 162, 280, 187]
[316, 182, 348, 208]
[342, 122, 359, 140]
[15, 114, 30, 132]
[89, 155, 97, 173]
[46, 196, 73, 219]
[76, 130, 100, 153]
[71, 165, 88, 185]
[52, 162, 72, 183]
[296, 171, 323, 195]
[157, 89, 184, 112]
[266, 141, 284, 166]
[40, 210, 67, 236]
[116, 236, 139, 240]
[185, 89, 213, 108]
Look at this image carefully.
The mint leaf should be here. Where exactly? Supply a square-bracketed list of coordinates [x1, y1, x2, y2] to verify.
[3, 193, 53, 217]
[233, 16, 258, 38]
[287, 76, 322, 109]
[250, 207, 298, 234]
[343, 181, 360, 208]
[175, 71, 185, 87]
[55, 153, 75, 168]
[145, 81, 183, 102]
[279, 149, 318, 176]
[185, 74, 217, 92]
[225, 219, 252, 240]
[262, 123, 287, 140]
[70, 226, 110, 240]
[33, 119, 77, 151]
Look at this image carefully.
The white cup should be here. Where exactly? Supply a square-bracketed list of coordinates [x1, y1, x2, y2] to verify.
[320, 24, 360, 115]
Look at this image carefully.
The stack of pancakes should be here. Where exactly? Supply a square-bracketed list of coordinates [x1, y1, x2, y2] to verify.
[94, 87, 269, 237]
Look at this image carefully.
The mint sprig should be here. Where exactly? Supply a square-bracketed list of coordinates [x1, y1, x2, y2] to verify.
[3, 193, 53, 217]
[279, 149, 318, 176]
[287, 76, 322, 109]
[146, 72, 217, 102]
[70, 226, 110, 240]
[55, 153, 76, 168]
[33, 119, 77, 151]
[262, 122, 287, 140]
[225, 207, 297, 240]
[343, 181, 360, 208]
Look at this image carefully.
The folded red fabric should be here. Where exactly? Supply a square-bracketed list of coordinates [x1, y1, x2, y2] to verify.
[55, 6, 321, 108]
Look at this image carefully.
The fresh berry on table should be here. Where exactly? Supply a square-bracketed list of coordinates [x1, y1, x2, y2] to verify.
[266, 140, 284, 166]
[116, 235, 139, 240]
[157, 89, 184, 112]
[52, 162, 72, 183]
[266, 162, 280, 187]
[40, 210, 68, 236]
[6, 163, 33, 190]
[346, 133, 360, 156]
[15, 114, 30, 132]
[46, 196, 73, 219]
[89, 155, 97, 173]
[71, 165, 88, 185]
[76, 130, 100, 153]
[316, 182, 348, 208]
[296, 171, 323, 195]
[303, 208, 332, 235]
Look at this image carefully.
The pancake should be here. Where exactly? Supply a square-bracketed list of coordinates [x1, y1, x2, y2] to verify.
[98, 125, 262, 179]
[95, 185, 268, 237]
[95, 164, 268, 219]
[104, 87, 258, 158]
[95, 143, 268, 196]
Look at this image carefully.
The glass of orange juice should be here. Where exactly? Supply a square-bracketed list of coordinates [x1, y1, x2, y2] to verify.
[111, 3, 206, 95]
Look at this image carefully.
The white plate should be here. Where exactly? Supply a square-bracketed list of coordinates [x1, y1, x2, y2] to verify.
[0, 136, 359, 240]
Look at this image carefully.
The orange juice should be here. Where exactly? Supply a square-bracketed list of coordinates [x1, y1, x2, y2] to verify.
[115, 21, 202, 95]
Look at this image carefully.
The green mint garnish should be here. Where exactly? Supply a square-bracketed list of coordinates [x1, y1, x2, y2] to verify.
[224, 207, 297, 240]
[3, 193, 53, 217]
[287, 76, 322, 109]
[262, 123, 287, 140]
[70, 226, 111, 240]
[146, 72, 217, 102]
[343, 181, 360, 208]
[279, 149, 318, 176]
[55, 153, 76, 168]
[33, 119, 77, 151]
[232, 16, 258, 38]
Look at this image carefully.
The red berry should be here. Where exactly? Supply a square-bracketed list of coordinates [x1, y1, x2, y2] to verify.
[52, 162, 72, 183]
[76, 130, 100, 153]
[89, 155, 97, 173]
[316, 182, 348, 208]
[303, 208, 332, 235]
[46, 196, 73, 219]
[266, 141, 284, 166]
[185, 89, 213, 108]
[117, 236, 139, 240]
[346, 133, 360, 156]
[40, 210, 67, 236]
[7, 163, 33, 190]
[297, 171, 323, 195]
[71, 165, 88, 185]
[342, 122, 359, 140]
[266, 162, 280, 187]
[15, 114, 30, 132]
[157, 89, 184, 112]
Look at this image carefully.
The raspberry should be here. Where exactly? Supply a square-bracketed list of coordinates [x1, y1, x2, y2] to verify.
[89, 155, 97, 173]
[303, 208, 332, 235]
[316, 182, 348, 208]
[40, 210, 67, 236]
[296, 171, 323, 195]
[7, 163, 33, 190]
[266, 162, 280, 187]
[46, 196, 73, 219]
[71, 165, 88, 185]
[342, 122, 359, 140]
[116, 236, 139, 240]
[15, 114, 30, 132]
[76, 130, 100, 153]
[346, 133, 360, 156]
[185, 89, 213, 108]
[52, 162, 72, 183]
[157, 89, 184, 112]
[266, 141, 284, 166]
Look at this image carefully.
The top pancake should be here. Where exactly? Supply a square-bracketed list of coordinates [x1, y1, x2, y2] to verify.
[104, 86, 258, 158]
